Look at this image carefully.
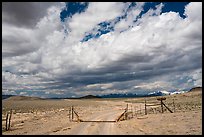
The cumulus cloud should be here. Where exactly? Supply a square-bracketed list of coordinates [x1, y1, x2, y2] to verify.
[191, 69, 202, 87]
[134, 81, 171, 90]
[2, 24, 38, 57]
[114, 2, 145, 32]
[2, 2, 202, 97]
[65, 2, 126, 42]
[184, 2, 202, 21]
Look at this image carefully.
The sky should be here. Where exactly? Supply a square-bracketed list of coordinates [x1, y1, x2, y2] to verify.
[2, 2, 202, 98]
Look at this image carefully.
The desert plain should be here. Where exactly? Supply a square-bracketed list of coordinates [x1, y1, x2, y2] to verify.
[2, 88, 202, 135]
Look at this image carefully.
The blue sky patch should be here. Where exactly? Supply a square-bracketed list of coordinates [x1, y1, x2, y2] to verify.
[81, 21, 114, 42]
[162, 2, 189, 18]
[60, 2, 89, 22]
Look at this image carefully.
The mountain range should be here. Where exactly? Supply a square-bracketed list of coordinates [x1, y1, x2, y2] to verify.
[2, 87, 202, 100]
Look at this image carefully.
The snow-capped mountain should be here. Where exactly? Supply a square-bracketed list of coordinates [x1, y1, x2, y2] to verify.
[148, 90, 187, 96]
[148, 90, 171, 96]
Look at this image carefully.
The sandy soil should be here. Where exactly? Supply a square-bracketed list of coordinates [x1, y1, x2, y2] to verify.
[2, 89, 202, 135]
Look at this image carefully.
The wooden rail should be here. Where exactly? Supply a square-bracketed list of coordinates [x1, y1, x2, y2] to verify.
[116, 104, 128, 122]
[161, 101, 173, 113]
[116, 110, 127, 122]
[145, 103, 160, 106]
[81, 120, 116, 122]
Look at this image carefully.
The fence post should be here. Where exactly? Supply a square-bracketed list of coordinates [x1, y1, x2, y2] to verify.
[140, 104, 142, 114]
[125, 104, 128, 120]
[8, 109, 12, 130]
[68, 107, 71, 122]
[161, 100, 164, 113]
[134, 107, 137, 117]
[71, 106, 74, 121]
[173, 99, 175, 112]
[5, 113, 9, 131]
[145, 98, 147, 115]
[131, 105, 133, 118]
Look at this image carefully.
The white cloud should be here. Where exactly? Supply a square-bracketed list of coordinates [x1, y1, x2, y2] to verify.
[66, 2, 126, 42]
[19, 92, 27, 95]
[192, 69, 202, 87]
[86, 83, 113, 90]
[114, 2, 146, 32]
[184, 2, 202, 21]
[2, 3, 65, 58]
[134, 81, 171, 90]
[2, 24, 38, 57]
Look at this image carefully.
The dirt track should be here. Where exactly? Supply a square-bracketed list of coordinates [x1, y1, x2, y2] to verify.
[65, 110, 124, 135]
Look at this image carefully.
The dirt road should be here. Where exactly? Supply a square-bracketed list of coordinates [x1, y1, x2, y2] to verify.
[53, 109, 124, 135]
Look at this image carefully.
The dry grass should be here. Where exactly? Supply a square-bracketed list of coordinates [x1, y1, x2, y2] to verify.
[2, 88, 202, 135]
[2, 99, 105, 115]
[125, 90, 202, 115]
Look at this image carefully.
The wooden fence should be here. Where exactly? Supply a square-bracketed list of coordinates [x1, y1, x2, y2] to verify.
[116, 104, 129, 122]
[3, 109, 13, 131]
[2, 98, 175, 131]
[68, 106, 82, 122]
[144, 97, 174, 115]
[68, 104, 131, 123]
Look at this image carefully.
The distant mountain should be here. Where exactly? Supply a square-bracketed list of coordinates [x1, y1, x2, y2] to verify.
[98, 90, 190, 98]
[78, 95, 101, 99]
[2, 95, 45, 101]
[189, 87, 202, 92]
[2, 95, 15, 100]
[3, 87, 200, 100]
[98, 93, 162, 98]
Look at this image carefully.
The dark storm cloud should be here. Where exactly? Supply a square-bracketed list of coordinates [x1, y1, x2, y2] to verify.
[2, 2, 64, 58]
[34, 31, 202, 92]
[50, 42, 201, 91]
[2, 2, 58, 28]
